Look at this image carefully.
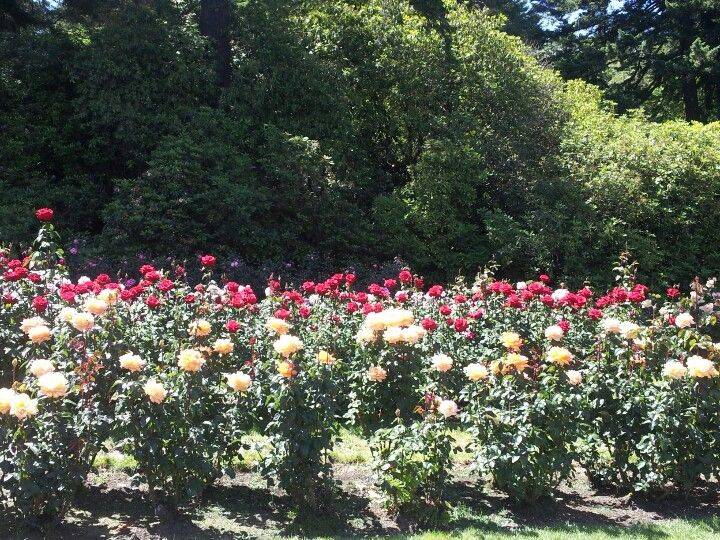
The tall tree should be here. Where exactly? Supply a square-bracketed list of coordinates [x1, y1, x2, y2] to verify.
[199, 0, 232, 87]
[536, 0, 720, 121]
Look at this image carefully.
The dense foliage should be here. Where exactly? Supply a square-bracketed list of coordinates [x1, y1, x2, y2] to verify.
[2, 213, 720, 526]
[2, 0, 719, 288]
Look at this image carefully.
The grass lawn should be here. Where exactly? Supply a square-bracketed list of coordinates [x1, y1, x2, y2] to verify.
[6, 430, 719, 539]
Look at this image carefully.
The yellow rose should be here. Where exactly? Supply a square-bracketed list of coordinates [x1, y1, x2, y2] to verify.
[601, 318, 621, 334]
[84, 297, 108, 316]
[38, 372, 68, 398]
[431, 353, 453, 372]
[504, 353, 529, 373]
[402, 325, 426, 344]
[29, 359, 55, 377]
[317, 350, 336, 365]
[189, 319, 212, 337]
[355, 326, 376, 344]
[490, 359, 502, 375]
[265, 317, 290, 335]
[213, 338, 234, 355]
[20, 316, 48, 334]
[566, 370, 582, 386]
[226, 371, 252, 392]
[364, 312, 388, 332]
[619, 321, 640, 339]
[28, 325, 52, 344]
[119, 352, 145, 372]
[277, 361, 296, 378]
[381, 308, 414, 328]
[0, 388, 16, 414]
[662, 360, 687, 379]
[686, 355, 719, 378]
[547, 346, 573, 366]
[464, 363, 488, 381]
[59, 307, 78, 323]
[500, 331, 523, 351]
[71, 312, 95, 332]
[367, 365, 387, 382]
[383, 327, 405, 344]
[273, 335, 304, 357]
[97, 288, 119, 305]
[10, 393, 38, 419]
[143, 379, 167, 404]
[177, 349, 205, 372]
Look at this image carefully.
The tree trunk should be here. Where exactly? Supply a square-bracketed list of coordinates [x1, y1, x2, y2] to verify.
[199, 0, 232, 88]
[682, 72, 702, 121]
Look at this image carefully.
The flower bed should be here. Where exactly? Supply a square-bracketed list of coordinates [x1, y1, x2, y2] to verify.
[1, 209, 719, 526]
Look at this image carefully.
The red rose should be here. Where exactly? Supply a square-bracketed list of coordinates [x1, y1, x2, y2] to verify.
[439, 304, 452, 316]
[666, 287, 680, 299]
[35, 207, 54, 222]
[184, 294, 196, 304]
[454, 317, 469, 332]
[157, 279, 174, 292]
[299, 305, 311, 318]
[346, 301, 359, 313]
[200, 255, 216, 267]
[139, 264, 155, 275]
[539, 274, 551, 283]
[398, 269, 412, 283]
[428, 285, 443, 298]
[587, 308, 603, 320]
[274, 308, 291, 320]
[145, 295, 160, 309]
[395, 291, 408, 303]
[226, 319, 240, 333]
[421, 317, 438, 331]
[33, 295, 48, 312]
[345, 273, 357, 285]
[226, 281, 239, 293]
[558, 320, 570, 332]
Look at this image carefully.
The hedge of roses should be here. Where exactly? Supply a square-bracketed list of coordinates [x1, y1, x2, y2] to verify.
[1, 210, 720, 526]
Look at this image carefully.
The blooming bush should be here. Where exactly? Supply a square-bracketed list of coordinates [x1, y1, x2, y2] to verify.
[2, 210, 720, 526]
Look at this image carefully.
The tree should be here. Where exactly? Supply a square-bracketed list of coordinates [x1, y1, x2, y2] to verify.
[536, 0, 720, 121]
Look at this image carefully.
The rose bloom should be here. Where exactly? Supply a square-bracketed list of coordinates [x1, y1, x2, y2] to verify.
[355, 326, 376, 344]
[686, 355, 719, 378]
[364, 312, 388, 332]
[213, 338, 234, 355]
[97, 288, 119, 305]
[401, 325, 426, 344]
[273, 334, 304, 357]
[367, 365, 387, 382]
[619, 321, 641, 339]
[504, 353, 529, 372]
[381, 308, 414, 328]
[547, 346, 573, 366]
[601, 318, 622, 334]
[35, 207, 54, 222]
[29, 359, 55, 377]
[119, 352, 145, 372]
[28, 325, 52, 344]
[566, 370, 582, 386]
[277, 360, 296, 378]
[85, 297, 109, 316]
[265, 317, 290, 335]
[431, 353, 453, 372]
[20, 316, 48, 334]
[437, 399, 459, 418]
[674, 312, 695, 329]
[38, 372, 69, 398]
[500, 331, 523, 351]
[0, 388, 16, 414]
[383, 326, 405, 344]
[177, 348, 205, 372]
[317, 350, 336, 365]
[662, 359, 687, 379]
[71, 311, 95, 332]
[544, 325, 564, 341]
[10, 393, 38, 419]
[226, 371, 252, 392]
[189, 319, 212, 337]
[59, 307, 78, 323]
[464, 363, 488, 381]
[144, 379, 167, 404]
